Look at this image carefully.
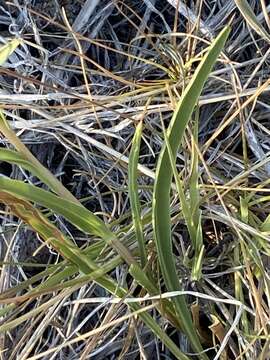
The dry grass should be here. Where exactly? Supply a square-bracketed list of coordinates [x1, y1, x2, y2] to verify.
[0, 1, 270, 359]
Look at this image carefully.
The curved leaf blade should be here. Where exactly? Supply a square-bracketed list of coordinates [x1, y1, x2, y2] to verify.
[0, 177, 113, 240]
[0, 111, 79, 204]
[152, 26, 230, 356]
[234, 0, 270, 44]
[128, 121, 147, 267]
[0, 39, 21, 65]
[0, 189, 190, 359]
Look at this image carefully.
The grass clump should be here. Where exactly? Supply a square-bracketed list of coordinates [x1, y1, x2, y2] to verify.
[0, 1, 270, 359]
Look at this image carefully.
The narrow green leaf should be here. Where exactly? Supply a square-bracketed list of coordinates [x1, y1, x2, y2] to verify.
[129, 263, 184, 331]
[0, 191, 190, 359]
[0, 39, 21, 65]
[0, 111, 79, 204]
[235, 0, 270, 44]
[163, 117, 204, 281]
[160, 118, 194, 242]
[189, 110, 200, 232]
[189, 112, 204, 280]
[0, 149, 57, 187]
[128, 121, 147, 267]
[153, 26, 230, 356]
[0, 241, 105, 302]
[240, 196, 249, 224]
[0, 177, 114, 241]
[191, 211, 204, 281]
[0, 130, 136, 265]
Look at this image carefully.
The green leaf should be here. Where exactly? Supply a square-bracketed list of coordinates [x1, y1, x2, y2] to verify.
[189, 115, 204, 281]
[0, 241, 106, 304]
[152, 26, 230, 356]
[0, 177, 113, 240]
[160, 118, 194, 238]
[235, 0, 270, 44]
[191, 211, 204, 281]
[0, 190, 190, 359]
[240, 196, 249, 224]
[128, 121, 147, 267]
[0, 39, 21, 65]
[189, 110, 200, 232]
[0, 149, 59, 191]
[0, 111, 79, 204]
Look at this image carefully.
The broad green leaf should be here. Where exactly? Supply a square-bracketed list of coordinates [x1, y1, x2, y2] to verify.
[128, 121, 147, 267]
[152, 26, 230, 356]
[0, 39, 21, 65]
[235, 0, 270, 44]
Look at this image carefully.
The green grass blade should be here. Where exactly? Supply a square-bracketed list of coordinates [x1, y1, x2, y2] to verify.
[0, 191, 188, 360]
[0, 192, 190, 359]
[192, 211, 204, 281]
[152, 26, 230, 356]
[0, 242, 105, 302]
[0, 190, 114, 284]
[0, 147, 136, 264]
[129, 263, 184, 330]
[128, 121, 147, 267]
[0, 178, 188, 348]
[0, 111, 79, 204]
[0, 179, 160, 292]
[0, 149, 64, 192]
[0, 39, 21, 65]
[0, 181, 176, 322]
[0, 177, 114, 240]
[160, 118, 194, 239]
[189, 114, 204, 281]
[189, 110, 200, 232]
[0, 177, 136, 264]
[0, 257, 122, 309]
[162, 118, 204, 286]
[235, 0, 270, 44]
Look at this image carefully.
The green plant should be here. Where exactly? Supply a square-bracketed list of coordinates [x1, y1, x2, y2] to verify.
[0, 25, 236, 360]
